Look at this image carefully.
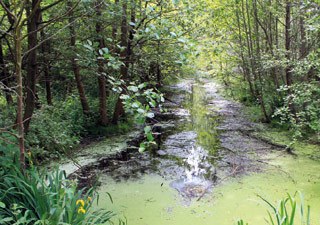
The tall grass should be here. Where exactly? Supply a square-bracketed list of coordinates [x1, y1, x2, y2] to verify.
[237, 193, 311, 225]
[0, 166, 113, 225]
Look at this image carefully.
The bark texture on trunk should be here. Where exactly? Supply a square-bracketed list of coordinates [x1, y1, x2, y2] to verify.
[23, 0, 42, 133]
[68, 1, 90, 115]
[96, 0, 108, 126]
[113, 1, 128, 124]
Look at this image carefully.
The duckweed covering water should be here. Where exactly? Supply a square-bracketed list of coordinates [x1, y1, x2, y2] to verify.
[98, 153, 320, 225]
[90, 79, 320, 225]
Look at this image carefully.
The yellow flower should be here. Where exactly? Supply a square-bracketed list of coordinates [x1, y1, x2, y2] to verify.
[78, 207, 86, 214]
[76, 199, 85, 207]
[27, 151, 32, 157]
[87, 196, 92, 202]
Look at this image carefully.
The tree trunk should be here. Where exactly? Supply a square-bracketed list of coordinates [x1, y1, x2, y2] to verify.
[113, 1, 128, 124]
[285, 0, 293, 87]
[112, 0, 119, 53]
[14, 21, 26, 169]
[40, 28, 53, 105]
[235, 3, 254, 97]
[67, 1, 90, 115]
[241, 0, 258, 98]
[253, 0, 270, 122]
[285, 0, 296, 116]
[127, 0, 135, 68]
[95, 0, 108, 126]
[299, 6, 307, 59]
[23, 0, 42, 133]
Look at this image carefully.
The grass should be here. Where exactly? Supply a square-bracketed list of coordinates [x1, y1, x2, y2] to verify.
[0, 165, 114, 225]
[238, 193, 311, 225]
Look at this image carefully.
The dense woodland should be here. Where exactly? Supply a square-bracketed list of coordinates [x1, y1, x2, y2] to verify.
[207, 0, 320, 142]
[0, 0, 203, 167]
[0, 0, 320, 224]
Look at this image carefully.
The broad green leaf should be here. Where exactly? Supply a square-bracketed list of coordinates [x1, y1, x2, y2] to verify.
[146, 133, 154, 141]
[146, 112, 155, 118]
[0, 202, 5, 208]
[128, 86, 139, 92]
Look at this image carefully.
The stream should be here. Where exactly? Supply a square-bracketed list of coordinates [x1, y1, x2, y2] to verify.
[57, 78, 320, 225]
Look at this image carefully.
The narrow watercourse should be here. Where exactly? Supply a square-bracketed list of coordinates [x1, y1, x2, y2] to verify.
[57, 77, 320, 225]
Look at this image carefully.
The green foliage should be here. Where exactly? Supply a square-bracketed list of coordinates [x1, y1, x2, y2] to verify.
[120, 82, 164, 125]
[0, 105, 16, 128]
[274, 82, 320, 141]
[119, 82, 164, 152]
[87, 121, 133, 137]
[26, 97, 86, 160]
[0, 133, 20, 172]
[0, 166, 113, 225]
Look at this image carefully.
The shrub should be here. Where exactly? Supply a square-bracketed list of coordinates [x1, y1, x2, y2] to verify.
[274, 82, 320, 141]
[26, 97, 86, 160]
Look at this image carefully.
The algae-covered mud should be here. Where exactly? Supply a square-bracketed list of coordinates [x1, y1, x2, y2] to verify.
[66, 78, 320, 225]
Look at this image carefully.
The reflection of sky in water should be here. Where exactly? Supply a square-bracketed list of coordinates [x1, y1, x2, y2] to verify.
[184, 84, 220, 155]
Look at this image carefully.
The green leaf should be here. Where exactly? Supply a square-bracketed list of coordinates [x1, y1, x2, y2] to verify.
[178, 38, 186, 43]
[128, 86, 139, 92]
[0, 217, 13, 222]
[84, 44, 94, 51]
[120, 95, 130, 100]
[0, 202, 5, 208]
[138, 83, 146, 89]
[170, 32, 177, 37]
[149, 100, 156, 107]
[146, 112, 154, 118]
[139, 143, 146, 153]
[137, 108, 145, 114]
[144, 126, 152, 134]
[132, 102, 140, 108]
[146, 133, 154, 142]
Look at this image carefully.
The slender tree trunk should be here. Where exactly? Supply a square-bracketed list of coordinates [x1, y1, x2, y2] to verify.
[112, 0, 119, 53]
[235, 4, 254, 96]
[95, 0, 108, 126]
[23, 0, 42, 133]
[285, 0, 293, 87]
[253, 0, 270, 122]
[68, 1, 90, 115]
[241, 0, 258, 98]
[285, 0, 296, 116]
[244, 0, 259, 97]
[0, 40, 13, 104]
[156, 4, 162, 86]
[40, 28, 53, 105]
[113, 1, 128, 123]
[300, 6, 307, 58]
[14, 23, 25, 169]
[128, 0, 135, 68]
